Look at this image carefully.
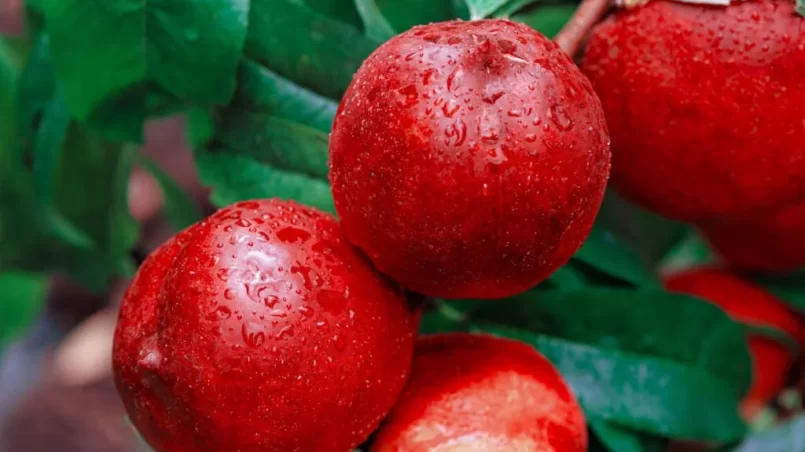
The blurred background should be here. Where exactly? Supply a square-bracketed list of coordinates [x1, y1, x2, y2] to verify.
[0, 2, 211, 450]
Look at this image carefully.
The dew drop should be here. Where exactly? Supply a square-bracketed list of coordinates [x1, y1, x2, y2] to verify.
[549, 105, 573, 130]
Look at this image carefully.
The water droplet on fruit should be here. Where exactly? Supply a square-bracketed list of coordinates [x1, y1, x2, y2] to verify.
[443, 119, 467, 147]
[208, 306, 232, 321]
[216, 268, 230, 282]
[442, 100, 460, 118]
[242, 323, 266, 348]
[276, 325, 295, 340]
[482, 91, 504, 104]
[549, 105, 572, 130]
[397, 85, 418, 107]
[224, 288, 235, 300]
[507, 109, 522, 117]
[276, 227, 311, 244]
[524, 134, 537, 143]
[447, 68, 464, 92]
[236, 219, 251, 228]
[298, 306, 315, 318]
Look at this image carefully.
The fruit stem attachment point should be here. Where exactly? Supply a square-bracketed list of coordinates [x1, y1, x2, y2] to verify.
[555, 0, 611, 57]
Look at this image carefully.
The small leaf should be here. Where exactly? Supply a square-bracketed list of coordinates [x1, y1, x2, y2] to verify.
[32, 96, 70, 206]
[186, 107, 215, 149]
[512, 3, 577, 38]
[302, 0, 363, 27]
[590, 420, 667, 452]
[376, 0, 456, 33]
[0, 272, 47, 352]
[16, 35, 56, 158]
[464, 0, 509, 19]
[355, 0, 397, 42]
[734, 415, 805, 452]
[196, 150, 335, 213]
[232, 59, 338, 133]
[493, 0, 537, 17]
[575, 223, 659, 288]
[138, 156, 203, 231]
[245, 0, 380, 100]
[215, 111, 330, 180]
[40, 0, 251, 141]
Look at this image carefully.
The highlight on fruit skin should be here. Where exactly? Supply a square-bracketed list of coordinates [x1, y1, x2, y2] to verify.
[112, 199, 418, 452]
[665, 267, 803, 419]
[329, 19, 611, 300]
[581, 0, 805, 223]
[371, 333, 588, 452]
[699, 201, 805, 273]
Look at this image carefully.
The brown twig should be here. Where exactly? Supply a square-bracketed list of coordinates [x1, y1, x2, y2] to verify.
[554, 0, 611, 57]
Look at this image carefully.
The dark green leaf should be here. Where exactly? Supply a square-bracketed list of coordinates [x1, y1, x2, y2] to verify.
[493, 0, 537, 17]
[186, 107, 215, 148]
[232, 59, 338, 133]
[41, 0, 251, 141]
[512, 3, 577, 38]
[138, 156, 203, 231]
[744, 324, 800, 357]
[302, 0, 363, 27]
[734, 415, 805, 452]
[451, 0, 471, 19]
[32, 96, 70, 206]
[0, 40, 17, 155]
[245, 0, 380, 99]
[0, 272, 47, 352]
[376, 0, 455, 32]
[16, 35, 56, 158]
[464, 0, 509, 19]
[755, 273, 805, 314]
[469, 289, 752, 441]
[196, 150, 335, 213]
[590, 420, 668, 452]
[575, 223, 659, 288]
[796, 0, 804, 16]
[215, 112, 330, 180]
[475, 323, 747, 442]
[541, 262, 588, 290]
[355, 0, 396, 42]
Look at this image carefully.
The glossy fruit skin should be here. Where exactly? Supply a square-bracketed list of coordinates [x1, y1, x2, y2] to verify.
[372, 333, 588, 452]
[582, 0, 805, 222]
[700, 201, 805, 272]
[330, 19, 611, 299]
[112, 199, 418, 452]
[665, 268, 802, 418]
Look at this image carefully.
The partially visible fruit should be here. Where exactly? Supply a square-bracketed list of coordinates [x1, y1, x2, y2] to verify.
[372, 333, 587, 452]
[330, 19, 611, 299]
[113, 199, 418, 452]
[582, 0, 805, 222]
[665, 268, 803, 418]
[700, 201, 805, 272]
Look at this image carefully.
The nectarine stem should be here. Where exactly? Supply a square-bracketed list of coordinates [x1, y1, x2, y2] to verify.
[555, 0, 610, 57]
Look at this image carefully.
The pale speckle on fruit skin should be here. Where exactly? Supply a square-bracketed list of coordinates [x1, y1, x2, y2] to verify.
[372, 334, 588, 452]
[329, 19, 611, 300]
[582, 0, 805, 222]
[112, 199, 418, 452]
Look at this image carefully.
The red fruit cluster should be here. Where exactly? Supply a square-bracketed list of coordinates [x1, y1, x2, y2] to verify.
[113, 200, 417, 452]
[582, 0, 805, 224]
[372, 334, 587, 452]
[666, 268, 803, 418]
[330, 19, 611, 299]
[115, 18, 601, 452]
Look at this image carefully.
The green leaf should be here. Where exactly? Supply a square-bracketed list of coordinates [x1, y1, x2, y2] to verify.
[0, 272, 47, 352]
[451, 0, 471, 19]
[755, 273, 805, 314]
[575, 223, 659, 288]
[512, 3, 577, 38]
[375, 0, 455, 33]
[0, 41, 17, 157]
[355, 0, 396, 42]
[464, 0, 508, 19]
[40, 0, 251, 141]
[493, 0, 537, 17]
[215, 112, 330, 180]
[245, 0, 380, 99]
[16, 35, 56, 159]
[138, 156, 202, 231]
[590, 420, 667, 452]
[796, 0, 804, 17]
[302, 0, 363, 27]
[734, 415, 805, 452]
[196, 150, 335, 213]
[469, 289, 752, 441]
[186, 107, 215, 149]
[232, 59, 338, 133]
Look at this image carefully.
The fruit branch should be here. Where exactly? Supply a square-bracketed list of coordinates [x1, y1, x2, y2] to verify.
[555, 0, 611, 56]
